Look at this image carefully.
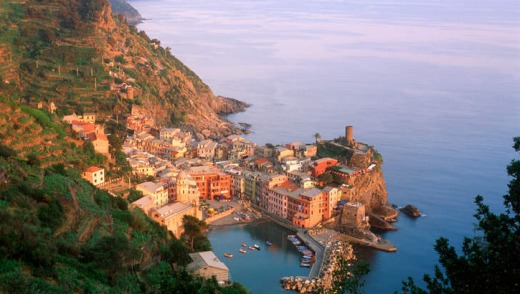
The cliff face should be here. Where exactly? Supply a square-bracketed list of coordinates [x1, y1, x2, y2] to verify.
[341, 169, 388, 211]
[0, 0, 247, 139]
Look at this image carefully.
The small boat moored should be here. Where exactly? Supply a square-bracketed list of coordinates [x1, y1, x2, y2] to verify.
[224, 253, 233, 258]
[249, 246, 256, 251]
[265, 241, 272, 246]
[241, 242, 247, 247]
[239, 249, 247, 254]
[253, 244, 260, 250]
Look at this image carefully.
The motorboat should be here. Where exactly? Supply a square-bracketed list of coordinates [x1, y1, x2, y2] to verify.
[241, 242, 247, 247]
[253, 244, 260, 250]
[265, 241, 272, 246]
[239, 249, 247, 254]
[249, 246, 256, 250]
[224, 253, 233, 258]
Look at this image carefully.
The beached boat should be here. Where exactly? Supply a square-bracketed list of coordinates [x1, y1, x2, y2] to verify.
[241, 242, 247, 247]
[265, 241, 272, 246]
[239, 249, 247, 254]
[224, 253, 233, 258]
[233, 217, 240, 221]
[253, 244, 260, 250]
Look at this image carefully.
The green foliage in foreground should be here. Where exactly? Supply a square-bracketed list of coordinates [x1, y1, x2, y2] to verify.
[0, 155, 248, 293]
[401, 137, 520, 293]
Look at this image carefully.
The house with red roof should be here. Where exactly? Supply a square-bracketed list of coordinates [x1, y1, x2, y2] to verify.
[82, 166, 105, 186]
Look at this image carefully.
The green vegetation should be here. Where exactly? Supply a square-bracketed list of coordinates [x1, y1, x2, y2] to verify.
[401, 137, 520, 293]
[314, 132, 321, 144]
[0, 101, 248, 293]
[318, 141, 351, 160]
[0, 0, 217, 128]
[181, 215, 212, 252]
[20, 106, 66, 138]
[330, 259, 370, 294]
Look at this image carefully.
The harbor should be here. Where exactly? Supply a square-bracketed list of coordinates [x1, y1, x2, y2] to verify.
[207, 201, 379, 292]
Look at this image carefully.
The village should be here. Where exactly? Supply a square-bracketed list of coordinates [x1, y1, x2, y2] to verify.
[61, 104, 397, 291]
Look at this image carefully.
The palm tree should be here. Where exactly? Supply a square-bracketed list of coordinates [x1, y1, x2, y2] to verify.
[313, 133, 321, 145]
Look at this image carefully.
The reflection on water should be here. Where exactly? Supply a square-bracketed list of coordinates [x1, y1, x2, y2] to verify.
[133, 0, 520, 292]
[208, 221, 309, 294]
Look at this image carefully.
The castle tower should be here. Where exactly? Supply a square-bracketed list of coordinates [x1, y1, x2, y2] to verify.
[345, 125, 355, 147]
[176, 171, 200, 209]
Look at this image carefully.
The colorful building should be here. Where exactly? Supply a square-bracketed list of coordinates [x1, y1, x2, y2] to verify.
[189, 166, 231, 200]
[310, 157, 338, 178]
[136, 181, 168, 207]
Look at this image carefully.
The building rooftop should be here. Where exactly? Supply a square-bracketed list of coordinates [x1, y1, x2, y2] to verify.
[272, 184, 302, 199]
[187, 251, 229, 272]
[156, 202, 192, 219]
[300, 187, 323, 198]
[132, 195, 152, 208]
[85, 166, 103, 173]
[330, 166, 357, 174]
[136, 181, 163, 194]
[189, 165, 220, 174]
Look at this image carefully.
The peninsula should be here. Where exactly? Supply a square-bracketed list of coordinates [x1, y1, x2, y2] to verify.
[0, 0, 398, 292]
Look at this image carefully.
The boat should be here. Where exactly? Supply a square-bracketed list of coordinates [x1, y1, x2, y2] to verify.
[233, 217, 240, 221]
[265, 241, 272, 246]
[239, 249, 247, 254]
[249, 246, 255, 250]
[300, 261, 311, 267]
[224, 253, 233, 258]
[253, 244, 260, 250]
[241, 242, 247, 247]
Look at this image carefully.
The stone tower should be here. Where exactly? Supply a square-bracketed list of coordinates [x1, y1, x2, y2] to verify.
[345, 125, 356, 147]
[176, 171, 200, 210]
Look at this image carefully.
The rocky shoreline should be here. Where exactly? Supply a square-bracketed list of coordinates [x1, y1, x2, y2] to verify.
[280, 239, 356, 293]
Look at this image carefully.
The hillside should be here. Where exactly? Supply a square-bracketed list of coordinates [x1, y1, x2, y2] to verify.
[0, 0, 248, 139]
[109, 0, 142, 24]
[0, 99, 248, 292]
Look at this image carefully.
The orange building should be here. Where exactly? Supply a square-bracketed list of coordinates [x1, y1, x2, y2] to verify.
[291, 188, 325, 228]
[310, 158, 338, 178]
[189, 166, 231, 200]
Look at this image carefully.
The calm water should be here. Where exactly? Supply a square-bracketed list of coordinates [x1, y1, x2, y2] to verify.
[132, 0, 520, 292]
[208, 221, 310, 293]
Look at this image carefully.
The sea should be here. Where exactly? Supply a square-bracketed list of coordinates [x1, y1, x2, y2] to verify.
[130, 0, 520, 292]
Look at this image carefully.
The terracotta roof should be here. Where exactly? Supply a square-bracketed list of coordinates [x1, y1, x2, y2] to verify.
[94, 133, 108, 141]
[85, 166, 103, 173]
[255, 158, 271, 165]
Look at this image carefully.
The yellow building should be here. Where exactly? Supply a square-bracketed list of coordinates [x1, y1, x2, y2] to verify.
[82, 166, 105, 186]
[136, 181, 168, 207]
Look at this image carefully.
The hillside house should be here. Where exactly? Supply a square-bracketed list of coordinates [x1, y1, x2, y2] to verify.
[82, 166, 105, 186]
[187, 251, 229, 282]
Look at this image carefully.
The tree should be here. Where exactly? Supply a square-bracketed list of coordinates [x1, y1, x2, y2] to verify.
[314, 133, 322, 145]
[318, 172, 334, 186]
[402, 137, 520, 293]
[181, 215, 210, 252]
[329, 258, 370, 294]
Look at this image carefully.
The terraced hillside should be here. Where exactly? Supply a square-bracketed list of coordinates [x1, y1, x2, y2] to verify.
[0, 100, 249, 293]
[0, 0, 248, 139]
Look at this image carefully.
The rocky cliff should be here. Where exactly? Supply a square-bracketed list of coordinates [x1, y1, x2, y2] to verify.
[0, 0, 247, 139]
[341, 169, 388, 210]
